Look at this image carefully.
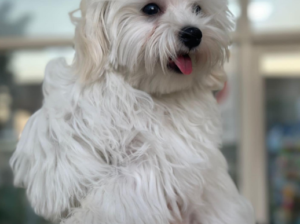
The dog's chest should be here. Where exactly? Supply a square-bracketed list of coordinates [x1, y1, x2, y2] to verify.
[129, 90, 223, 204]
[152, 90, 221, 153]
[120, 89, 222, 176]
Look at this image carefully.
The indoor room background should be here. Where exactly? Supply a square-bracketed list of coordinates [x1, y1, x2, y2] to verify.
[0, 0, 300, 223]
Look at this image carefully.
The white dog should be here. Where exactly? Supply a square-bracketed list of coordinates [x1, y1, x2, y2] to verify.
[10, 0, 255, 223]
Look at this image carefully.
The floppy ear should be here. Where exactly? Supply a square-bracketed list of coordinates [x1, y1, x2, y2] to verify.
[71, 1, 110, 82]
[204, 65, 227, 91]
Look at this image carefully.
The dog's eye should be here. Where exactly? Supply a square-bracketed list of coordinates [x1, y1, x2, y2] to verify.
[193, 4, 202, 15]
[142, 3, 160, 15]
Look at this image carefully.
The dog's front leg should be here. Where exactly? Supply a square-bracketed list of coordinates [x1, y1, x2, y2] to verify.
[10, 109, 109, 222]
[191, 170, 255, 224]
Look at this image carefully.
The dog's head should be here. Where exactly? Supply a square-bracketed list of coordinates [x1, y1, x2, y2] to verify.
[73, 0, 233, 94]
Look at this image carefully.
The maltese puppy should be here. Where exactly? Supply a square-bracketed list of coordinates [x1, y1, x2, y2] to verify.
[10, 0, 255, 223]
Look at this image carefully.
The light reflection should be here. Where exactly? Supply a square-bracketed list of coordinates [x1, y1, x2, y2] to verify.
[248, 1, 274, 22]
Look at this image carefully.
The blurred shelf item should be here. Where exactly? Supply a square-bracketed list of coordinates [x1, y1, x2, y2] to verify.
[267, 123, 300, 224]
[266, 78, 300, 224]
[0, 37, 73, 50]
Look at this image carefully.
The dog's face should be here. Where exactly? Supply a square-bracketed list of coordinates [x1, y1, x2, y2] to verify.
[75, 0, 233, 94]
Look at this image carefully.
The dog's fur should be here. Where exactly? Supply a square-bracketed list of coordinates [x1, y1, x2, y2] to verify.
[10, 0, 255, 223]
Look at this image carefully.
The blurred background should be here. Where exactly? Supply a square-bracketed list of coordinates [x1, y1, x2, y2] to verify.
[0, 0, 299, 223]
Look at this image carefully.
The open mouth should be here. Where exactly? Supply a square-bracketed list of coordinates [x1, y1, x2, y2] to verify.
[167, 54, 193, 75]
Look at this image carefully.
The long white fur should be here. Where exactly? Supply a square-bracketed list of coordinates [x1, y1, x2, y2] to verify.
[10, 0, 255, 223]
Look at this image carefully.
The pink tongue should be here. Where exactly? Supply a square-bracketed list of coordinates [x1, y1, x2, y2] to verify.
[175, 55, 193, 75]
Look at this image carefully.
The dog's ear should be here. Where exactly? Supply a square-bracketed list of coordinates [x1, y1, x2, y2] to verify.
[72, 1, 110, 82]
[204, 48, 230, 91]
[204, 65, 227, 91]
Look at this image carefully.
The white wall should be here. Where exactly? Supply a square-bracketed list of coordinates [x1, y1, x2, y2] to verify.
[250, 0, 300, 32]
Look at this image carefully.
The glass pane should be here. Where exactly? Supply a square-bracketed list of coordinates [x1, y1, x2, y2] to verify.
[249, 0, 300, 33]
[266, 78, 300, 224]
[228, 0, 241, 21]
[0, 47, 74, 224]
[219, 45, 240, 185]
[0, 0, 80, 37]
[9, 48, 75, 84]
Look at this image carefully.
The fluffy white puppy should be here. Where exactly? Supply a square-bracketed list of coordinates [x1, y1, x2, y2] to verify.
[10, 0, 255, 223]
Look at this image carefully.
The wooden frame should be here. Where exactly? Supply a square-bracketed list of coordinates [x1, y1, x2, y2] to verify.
[0, 38, 73, 50]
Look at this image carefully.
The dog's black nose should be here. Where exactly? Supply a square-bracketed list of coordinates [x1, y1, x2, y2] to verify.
[179, 27, 202, 49]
